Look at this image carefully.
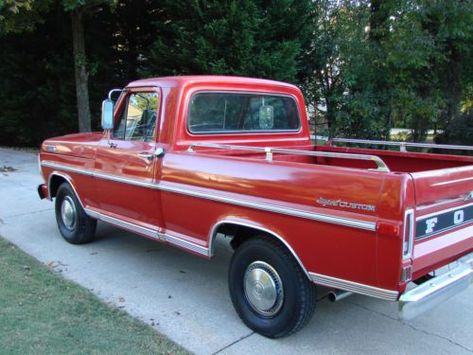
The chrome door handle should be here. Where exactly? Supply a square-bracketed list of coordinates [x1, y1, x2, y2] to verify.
[138, 152, 154, 160]
[138, 147, 165, 160]
[154, 147, 165, 157]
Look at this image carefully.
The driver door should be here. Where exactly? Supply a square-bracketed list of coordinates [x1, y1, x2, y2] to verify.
[95, 87, 164, 230]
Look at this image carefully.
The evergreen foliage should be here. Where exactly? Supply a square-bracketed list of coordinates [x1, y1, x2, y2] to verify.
[0, 0, 472, 147]
[141, 0, 311, 83]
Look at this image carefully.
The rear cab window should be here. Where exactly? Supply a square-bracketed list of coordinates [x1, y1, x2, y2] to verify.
[187, 92, 301, 134]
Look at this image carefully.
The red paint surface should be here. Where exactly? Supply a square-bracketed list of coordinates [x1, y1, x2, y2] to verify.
[39, 76, 473, 294]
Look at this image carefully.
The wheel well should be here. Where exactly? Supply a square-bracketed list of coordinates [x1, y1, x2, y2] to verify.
[211, 222, 309, 277]
[49, 174, 68, 198]
[212, 223, 285, 250]
[229, 225, 271, 250]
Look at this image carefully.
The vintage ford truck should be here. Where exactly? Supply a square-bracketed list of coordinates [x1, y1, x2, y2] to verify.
[38, 76, 472, 337]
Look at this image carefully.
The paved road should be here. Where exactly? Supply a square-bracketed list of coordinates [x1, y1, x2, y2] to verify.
[0, 147, 472, 354]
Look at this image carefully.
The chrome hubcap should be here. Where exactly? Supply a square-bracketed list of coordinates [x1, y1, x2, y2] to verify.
[60, 196, 76, 230]
[244, 261, 284, 317]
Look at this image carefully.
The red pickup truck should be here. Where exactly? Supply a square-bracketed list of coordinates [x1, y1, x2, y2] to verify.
[38, 76, 472, 338]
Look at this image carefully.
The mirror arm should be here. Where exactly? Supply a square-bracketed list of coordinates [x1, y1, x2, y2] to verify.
[108, 88, 123, 100]
[104, 129, 115, 148]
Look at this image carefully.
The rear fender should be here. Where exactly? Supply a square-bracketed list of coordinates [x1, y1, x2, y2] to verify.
[208, 217, 310, 278]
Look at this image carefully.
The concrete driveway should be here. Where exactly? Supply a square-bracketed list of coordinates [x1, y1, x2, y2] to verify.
[1, 147, 472, 354]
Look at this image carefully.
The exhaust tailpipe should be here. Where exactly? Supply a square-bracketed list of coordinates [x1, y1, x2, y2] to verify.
[328, 290, 353, 302]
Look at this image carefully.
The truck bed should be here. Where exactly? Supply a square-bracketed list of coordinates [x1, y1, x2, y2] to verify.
[187, 141, 473, 283]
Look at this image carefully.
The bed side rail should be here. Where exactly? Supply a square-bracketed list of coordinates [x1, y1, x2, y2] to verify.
[312, 135, 473, 153]
[187, 142, 390, 172]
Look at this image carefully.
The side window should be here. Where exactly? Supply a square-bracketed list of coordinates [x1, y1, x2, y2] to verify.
[112, 92, 159, 141]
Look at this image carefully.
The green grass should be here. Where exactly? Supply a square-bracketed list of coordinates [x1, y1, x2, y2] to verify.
[0, 237, 188, 355]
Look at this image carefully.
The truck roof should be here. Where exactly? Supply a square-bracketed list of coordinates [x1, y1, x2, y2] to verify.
[126, 75, 299, 90]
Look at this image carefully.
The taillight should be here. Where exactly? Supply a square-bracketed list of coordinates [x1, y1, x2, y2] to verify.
[403, 209, 414, 259]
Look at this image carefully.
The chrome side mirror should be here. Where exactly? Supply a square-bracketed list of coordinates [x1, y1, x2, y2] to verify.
[101, 99, 114, 130]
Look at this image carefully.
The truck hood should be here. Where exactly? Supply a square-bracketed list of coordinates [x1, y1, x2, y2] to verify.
[42, 132, 103, 159]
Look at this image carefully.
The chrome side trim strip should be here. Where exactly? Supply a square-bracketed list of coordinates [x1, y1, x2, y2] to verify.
[208, 219, 310, 278]
[43, 161, 157, 189]
[163, 234, 208, 256]
[47, 171, 86, 209]
[45, 161, 93, 176]
[94, 170, 157, 189]
[42, 160, 376, 231]
[309, 272, 399, 301]
[86, 208, 158, 239]
[84, 207, 209, 257]
[158, 181, 376, 231]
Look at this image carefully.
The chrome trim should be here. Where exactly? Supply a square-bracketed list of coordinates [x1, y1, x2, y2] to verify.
[309, 272, 399, 301]
[403, 209, 414, 260]
[86, 208, 159, 239]
[244, 261, 284, 317]
[44, 161, 93, 177]
[138, 148, 165, 161]
[158, 181, 376, 231]
[60, 195, 77, 230]
[43, 161, 157, 189]
[84, 208, 209, 257]
[108, 88, 123, 100]
[465, 191, 473, 201]
[94, 171, 156, 189]
[399, 252, 473, 320]
[42, 161, 376, 232]
[163, 233, 208, 256]
[44, 144, 57, 153]
[313, 135, 473, 152]
[186, 90, 302, 136]
[416, 201, 473, 221]
[208, 219, 310, 277]
[47, 171, 86, 210]
[188, 142, 390, 172]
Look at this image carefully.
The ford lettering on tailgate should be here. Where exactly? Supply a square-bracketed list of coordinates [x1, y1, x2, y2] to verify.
[416, 203, 473, 239]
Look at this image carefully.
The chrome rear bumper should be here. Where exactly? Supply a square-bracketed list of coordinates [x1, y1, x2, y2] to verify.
[399, 253, 473, 320]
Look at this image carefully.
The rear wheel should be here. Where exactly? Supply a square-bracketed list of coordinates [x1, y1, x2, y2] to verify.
[55, 182, 96, 244]
[228, 236, 316, 338]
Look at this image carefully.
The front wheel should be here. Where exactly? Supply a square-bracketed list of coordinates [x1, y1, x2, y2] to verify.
[228, 237, 316, 338]
[55, 182, 96, 244]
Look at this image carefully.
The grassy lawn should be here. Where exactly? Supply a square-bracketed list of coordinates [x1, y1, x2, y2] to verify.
[0, 237, 188, 354]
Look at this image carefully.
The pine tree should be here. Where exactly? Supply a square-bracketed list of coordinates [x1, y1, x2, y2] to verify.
[141, 0, 312, 84]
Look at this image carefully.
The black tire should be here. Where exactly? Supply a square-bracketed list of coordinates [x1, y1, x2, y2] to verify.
[228, 236, 316, 338]
[55, 182, 96, 244]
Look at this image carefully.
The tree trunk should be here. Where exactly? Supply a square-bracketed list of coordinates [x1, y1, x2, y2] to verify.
[444, 43, 462, 125]
[71, 9, 91, 132]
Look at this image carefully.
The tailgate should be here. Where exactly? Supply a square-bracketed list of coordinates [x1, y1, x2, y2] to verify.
[409, 165, 473, 276]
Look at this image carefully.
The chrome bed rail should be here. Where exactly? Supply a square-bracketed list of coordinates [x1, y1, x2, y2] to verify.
[312, 135, 473, 153]
[187, 142, 391, 172]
